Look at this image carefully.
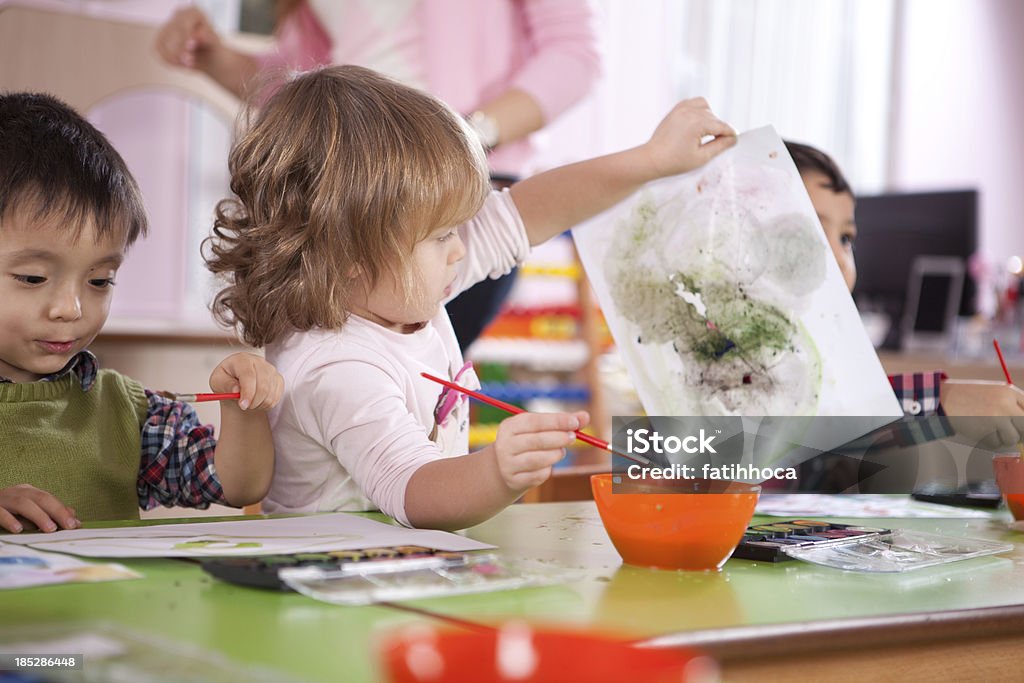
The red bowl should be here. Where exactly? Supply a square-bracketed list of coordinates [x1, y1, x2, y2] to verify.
[379, 623, 717, 683]
[993, 454, 1024, 520]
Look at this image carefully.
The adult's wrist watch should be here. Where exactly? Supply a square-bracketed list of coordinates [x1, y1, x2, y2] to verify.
[467, 110, 500, 151]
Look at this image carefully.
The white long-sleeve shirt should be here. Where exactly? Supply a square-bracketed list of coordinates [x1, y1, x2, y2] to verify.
[262, 191, 530, 525]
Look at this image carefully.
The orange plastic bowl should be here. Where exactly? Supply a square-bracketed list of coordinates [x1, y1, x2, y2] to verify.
[379, 623, 717, 683]
[993, 454, 1024, 521]
[591, 473, 760, 571]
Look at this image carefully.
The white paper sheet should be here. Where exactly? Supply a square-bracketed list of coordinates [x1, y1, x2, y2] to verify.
[1, 513, 494, 558]
[0, 542, 140, 589]
[573, 127, 901, 465]
[756, 494, 994, 518]
[575, 126, 899, 419]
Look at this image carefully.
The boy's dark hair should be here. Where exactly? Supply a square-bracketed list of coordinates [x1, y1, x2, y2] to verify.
[0, 92, 147, 245]
[784, 140, 852, 197]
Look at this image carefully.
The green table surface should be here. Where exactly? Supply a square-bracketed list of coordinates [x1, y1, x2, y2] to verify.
[2, 502, 1023, 682]
[458, 503, 1024, 637]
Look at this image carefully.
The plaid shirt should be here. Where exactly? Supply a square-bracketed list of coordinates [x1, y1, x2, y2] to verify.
[778, 371, 954, 492]
[888, 371, 954, 445]
[1, 351, 225, 509]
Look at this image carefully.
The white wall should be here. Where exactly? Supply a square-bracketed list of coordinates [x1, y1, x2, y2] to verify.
[531, 0, 687, 169]
[10, 0, 1020, 306]
[892, 0, 1024, 267]
[545, 0, 1024, 277]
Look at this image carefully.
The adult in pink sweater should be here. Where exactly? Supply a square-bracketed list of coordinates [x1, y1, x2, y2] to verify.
[156, 0, 602, 348]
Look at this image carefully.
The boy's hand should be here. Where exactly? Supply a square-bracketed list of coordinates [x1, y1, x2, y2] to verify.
[209, 353, 284, 412]
[0, 485, 79, 534]
[155, 6, 221, 71]
[494, 411, 590, 492]
[643, 97, 737, 179]
[941, 380, 1024, 450]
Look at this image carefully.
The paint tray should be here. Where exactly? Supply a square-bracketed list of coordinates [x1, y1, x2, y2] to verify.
[780, 529, 1013, 572]
[279, 553, 570, 605]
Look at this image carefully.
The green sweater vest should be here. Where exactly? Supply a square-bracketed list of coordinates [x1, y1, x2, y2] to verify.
[0, 370, 148, 521]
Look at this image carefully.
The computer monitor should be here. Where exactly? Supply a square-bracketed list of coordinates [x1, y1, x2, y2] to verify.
[852, 190, 978, 349]
[900, 256, 965, 352]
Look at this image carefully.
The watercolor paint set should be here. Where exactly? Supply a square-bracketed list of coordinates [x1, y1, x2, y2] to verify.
[202, 545, 476, 590]
[730, 519, 1013, 572]
[730, 519, 890, 563]
[203, 546, 569, 603]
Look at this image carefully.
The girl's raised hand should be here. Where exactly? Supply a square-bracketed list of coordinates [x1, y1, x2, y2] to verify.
[643, 97, 737, 179]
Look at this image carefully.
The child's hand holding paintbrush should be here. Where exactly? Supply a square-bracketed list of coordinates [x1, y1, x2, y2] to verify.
[207, 352, 284, 411]
[161, 353, 284, 410]
[196, 352, 284, 506]
[157, 353, 285, 506]
[157, 354, 285, 507]
[993, 340, 1024, 459]
[422, 373, 650, 467]
[422, 372, 591, 491]
[939, 341, 1024, 452]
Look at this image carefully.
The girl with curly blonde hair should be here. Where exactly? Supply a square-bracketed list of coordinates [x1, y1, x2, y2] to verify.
[206, 65, 735, 529]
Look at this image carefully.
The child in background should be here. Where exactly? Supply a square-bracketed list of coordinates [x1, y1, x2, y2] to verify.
[0, 93, 284, 534]
[206, 65, 735, 530]
[785, 140, 1024, 442]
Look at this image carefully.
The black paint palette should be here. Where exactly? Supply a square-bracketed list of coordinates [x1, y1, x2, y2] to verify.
[203, 547, 568, 604]
[201, 545, 468, 590]
[730, 519, 891, 563]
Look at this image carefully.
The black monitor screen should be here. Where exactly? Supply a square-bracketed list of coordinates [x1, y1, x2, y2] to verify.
[853, 190, 977, 347]
[914, 274, 956, 333]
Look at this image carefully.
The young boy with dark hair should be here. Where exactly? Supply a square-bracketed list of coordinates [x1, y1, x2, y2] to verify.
[786, 140, 1024, 440]
[0, 92, 283, 533]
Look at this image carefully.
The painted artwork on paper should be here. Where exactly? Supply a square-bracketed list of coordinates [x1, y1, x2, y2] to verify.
[574, 126, 900, 420]
[3, 513, 495, 559]
[0, 542, 140, 589]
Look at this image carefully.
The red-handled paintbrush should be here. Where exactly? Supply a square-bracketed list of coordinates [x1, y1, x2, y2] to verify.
[992, 339, 1024, 460]
[159, 391, 242, 403]
[421, 372, 651, 466]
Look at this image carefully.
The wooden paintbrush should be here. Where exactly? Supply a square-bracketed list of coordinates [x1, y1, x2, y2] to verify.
[421, 372, 651, 466]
